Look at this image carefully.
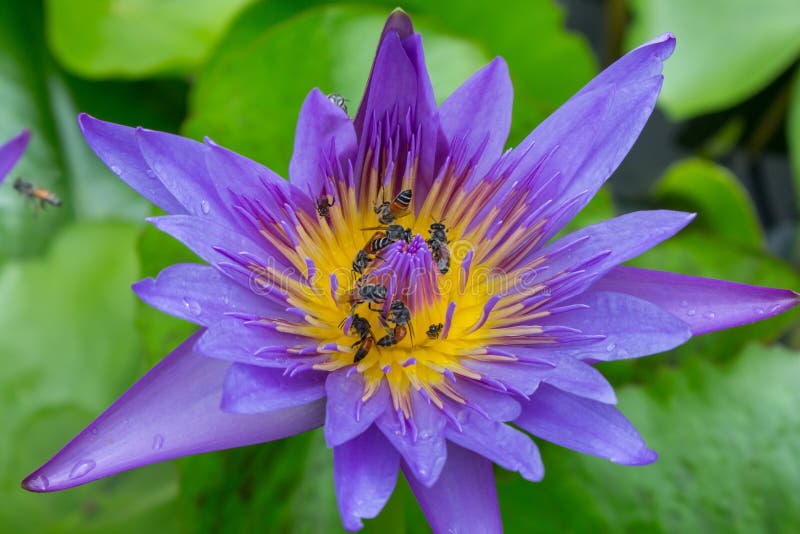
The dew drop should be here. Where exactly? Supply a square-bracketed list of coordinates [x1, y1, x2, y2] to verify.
[110, 165, 122, 175]
[606, 343, 616, 352]
[686, 309, 696, 317]
[200, 200, 210, 214]
[145, 168, 157, 179]
[25, 474, 49, 491]
[90, 427, 98, 435]
[616, 348, 629, 358]
[152, 434, 165, 451]
[69, 459, 96, 480]
[679, 300, 689, 308]
[703, 311, 716, 319]
[182, 297, 202, 316]
[755, 307, 765, 315]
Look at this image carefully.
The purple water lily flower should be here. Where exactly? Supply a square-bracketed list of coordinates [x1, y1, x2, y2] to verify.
[0, 130, 30, 185]
[22, 11, 797, 532]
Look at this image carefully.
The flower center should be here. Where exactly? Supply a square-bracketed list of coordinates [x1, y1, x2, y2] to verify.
[238, 113, 585, 417]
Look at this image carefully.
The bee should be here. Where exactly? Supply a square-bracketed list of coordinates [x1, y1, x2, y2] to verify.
[349, 314, 374, 363]
[382, 299, 414, 346]
[327, 93, 348, 114]
[377, 324, 407, 347]
[349, 283, 388, 312]
[426, 322, 444, 339]
[428, 238, 451, 275]
[14, 178, 62, 216]
[374, 189, 412, 225]
[363, 231, 394, 256]
[428, 221, 448, 244]
[316, 194, 335, 217]
[362, 224, 413, 244]
[352, 250, 371, 275]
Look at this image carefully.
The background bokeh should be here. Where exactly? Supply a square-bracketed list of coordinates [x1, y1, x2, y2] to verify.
[1, 0, 799, 532]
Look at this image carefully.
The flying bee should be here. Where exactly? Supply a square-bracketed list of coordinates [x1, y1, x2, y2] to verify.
[426, 322, 444, 339]
[349, 314, 374, 363]
[14, 178, 62, 216]
[327, 93, 348, 114]
[352, 250, 371, 275]
[374, 189, 412, 225]
[377, 324, 407, 347]
[316, 194, 335, 217]
[349, 283, 388, 312]
[428, 239, 451, 275]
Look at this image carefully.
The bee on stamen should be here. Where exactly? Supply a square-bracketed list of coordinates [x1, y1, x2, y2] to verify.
[349, 282, 388, 313]
[361, 223, 412, 244]
[352, 250, 371, 276]
[374, 189, 412, 225]
[315, 194, 335, 217]
[426, 322, 444, 339]
[377, 324, 407, 347]
[427, 219, 451, 275]
[349, 314, 375, 363]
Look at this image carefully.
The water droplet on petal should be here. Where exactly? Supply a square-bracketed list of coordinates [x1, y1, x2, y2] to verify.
[606, 343, 616, 352]
[616, 348, 629, 358]
[686, 309, 696, 317]
[69, 459, 96, 480]
[679, 300, 689, 308]
[703, 311, 716, 319]
[90, 427, 98, 435]
[182, 297, 202, 316]
[110, 165, 122, 175]
[145, 168, 157, 179]
[755, 307, 765, 315]
[152, 434, 164, 450]
[200, 200, 210, 214]
[25, 474, 49, 491]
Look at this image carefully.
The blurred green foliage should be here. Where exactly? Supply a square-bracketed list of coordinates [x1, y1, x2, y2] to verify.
[1, 0, 799, 532]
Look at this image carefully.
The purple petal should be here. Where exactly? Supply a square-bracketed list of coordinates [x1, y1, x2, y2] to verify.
[147, 214, 268, 273]
[0, 130, 30, 184]
[324, 370, 390, 447]
[132, 263, 287, 327]
[467, 355, 617, 404]
[221, 363, 326, 414]
[505, 34, 675, 230]
[439, 57, 513, 179]
[289, 88, 357, 196]
[592, 266, 800, 335]
[78, 114, 184, 214]
[377, 392, 447, 487]
[453, 380, 521, 421]
[533, 210, 695, 299]
[194, 318, 314, 367]
[446, 415, 544, 482]
[521, 290, 692, 362]
[21, 332, 324, 492]
[135, 127, 225, 220]
[404, 442, 502, 534]
[514, 384, 656, 466]
[353, 10, 416, 135]
[333, 426, 399, 531]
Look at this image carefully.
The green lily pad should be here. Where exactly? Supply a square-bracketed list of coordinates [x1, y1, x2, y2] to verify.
[184, 5, 492, 177]
[45, 0, 256, 78]
[655, 158, 763, 248]
[499, 343, 800, 532]
[627, 0, 800, 119]
[0, 222, 180, 532]
[788, 66, 800, 207]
